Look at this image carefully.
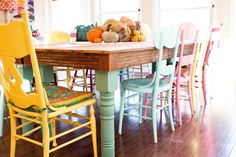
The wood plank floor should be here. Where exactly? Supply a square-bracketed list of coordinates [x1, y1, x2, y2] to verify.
[1, 39, 236, 157]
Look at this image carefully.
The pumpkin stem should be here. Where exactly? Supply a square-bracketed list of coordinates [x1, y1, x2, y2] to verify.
[107, 24, 112, 31]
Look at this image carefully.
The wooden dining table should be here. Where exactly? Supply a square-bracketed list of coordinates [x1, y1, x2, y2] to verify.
[20, 41, 193, 157]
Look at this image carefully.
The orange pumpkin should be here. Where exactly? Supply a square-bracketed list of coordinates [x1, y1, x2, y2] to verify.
[94, 37, 103, 43]
[87, 28, 103, 43]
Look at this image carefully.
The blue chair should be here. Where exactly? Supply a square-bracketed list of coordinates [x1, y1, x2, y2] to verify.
[118, 26, 179, 143]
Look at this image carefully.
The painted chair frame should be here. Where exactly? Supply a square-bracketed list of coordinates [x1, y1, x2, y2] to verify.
[0, 10, 97, 157]
[118, 26, 179, 143]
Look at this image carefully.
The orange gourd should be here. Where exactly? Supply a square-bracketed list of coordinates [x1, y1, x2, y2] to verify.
[94, 37, 102, 43]
[87, 28, 103, 43]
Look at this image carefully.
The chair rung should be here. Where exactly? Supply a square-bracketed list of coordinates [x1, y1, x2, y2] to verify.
[54, 117, 91, 128]
[123, 113, 152, 120]
[50, 121, 91, 142]
[125, 93, 140, 99]
[14, 114, 41, 124]
[15, 134, 43, 147]
[17, 126, 41, 140]
[49, 131, 92, 153]
[16, 117, 40, 130]
[48, 98, 96, 118]
[64, 112, 90, 120]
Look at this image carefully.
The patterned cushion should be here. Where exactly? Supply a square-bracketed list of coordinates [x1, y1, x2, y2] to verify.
[44, 86, 93, 108]
[0, 0, 17, 10]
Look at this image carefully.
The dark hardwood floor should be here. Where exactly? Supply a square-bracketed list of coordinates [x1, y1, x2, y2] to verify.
[1, 39, 236, 157]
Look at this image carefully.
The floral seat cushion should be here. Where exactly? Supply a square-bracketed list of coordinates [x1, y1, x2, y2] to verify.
[44, 86, 93, 108]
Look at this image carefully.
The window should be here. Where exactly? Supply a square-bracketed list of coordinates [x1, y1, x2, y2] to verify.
[157, 0, 213, 30]
[50, 0, 92, 33]
[98, 0, 140, 24]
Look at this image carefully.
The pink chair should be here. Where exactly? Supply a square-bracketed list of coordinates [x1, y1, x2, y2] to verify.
[202, 25, 222, 106]
[173, 23, 197, 125]
[71, 69, 95, 92]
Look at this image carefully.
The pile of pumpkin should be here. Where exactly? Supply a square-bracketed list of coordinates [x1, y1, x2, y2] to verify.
[87, 16, 145, 43]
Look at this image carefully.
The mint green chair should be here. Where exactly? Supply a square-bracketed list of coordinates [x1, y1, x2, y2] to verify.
[118, 26, 179, 143]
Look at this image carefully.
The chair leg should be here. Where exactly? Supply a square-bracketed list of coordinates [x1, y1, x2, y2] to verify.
[143, 93, 150, 118]
[167, 89, 175, 131]
[175, 83, 182, 125]
[51, 119, 57, 147]
[66, 67, 71, 88]
[187, 82, 194, 116]
[202, 70, 207, 106]
[0, 93, 4, 137]
[82, 69, 88, 92]
[90, 104, 98, 157]
[140, 65, 143, 78]
[118, 89, 126, 135]
[152, 93, 158, 143]
[8, 105, 17, 157]
[42, 111, 50, 157]
[89, 69, 94, 92]
[191, 80, 196, 113]
[71, 70, 78, 90]
[139, 93, 143, 124]
[199, 89, 204, 108]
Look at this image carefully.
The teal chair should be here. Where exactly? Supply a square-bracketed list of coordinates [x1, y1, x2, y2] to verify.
[118, 26, 179, 143]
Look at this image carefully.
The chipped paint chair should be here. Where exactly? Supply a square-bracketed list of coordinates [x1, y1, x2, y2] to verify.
[0, 10, 97, 157]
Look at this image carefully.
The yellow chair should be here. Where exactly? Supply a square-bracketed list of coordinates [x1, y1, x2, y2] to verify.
[191, 31, 210, 111]
[49, 31, 88, 90]
[0, 10, 97, 157]
[49, 31, 70, 43]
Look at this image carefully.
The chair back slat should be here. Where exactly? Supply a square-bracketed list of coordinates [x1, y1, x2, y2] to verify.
[177, 23, 197, 77]
[181, 54, 194, 65]
[160, 65, 175, 76]
[194, 31, 210, 75]
[0, 10, 46, 110]
[49, 31, 70, 43]
[153, 26, 179, 90]
[178, 23, 197, 64]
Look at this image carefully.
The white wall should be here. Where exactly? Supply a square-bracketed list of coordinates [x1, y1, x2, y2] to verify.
[140, 0, 155, 33]
[213, 0, 231, 37]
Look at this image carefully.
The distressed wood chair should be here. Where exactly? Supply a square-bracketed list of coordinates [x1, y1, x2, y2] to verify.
[0, 10, 97, 157]
[118, 26, 179, 143]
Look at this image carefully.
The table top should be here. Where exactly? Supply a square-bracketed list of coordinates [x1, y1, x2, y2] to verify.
[35, 41, 156, 54]
[22, 41, 194, 71]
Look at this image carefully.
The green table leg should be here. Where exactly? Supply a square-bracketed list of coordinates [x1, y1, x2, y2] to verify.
[95, 70, 118, 157]
[39, 65, 54, 86]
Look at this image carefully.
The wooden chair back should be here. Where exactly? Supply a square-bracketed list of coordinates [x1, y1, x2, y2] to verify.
[49, 31, 70, 43]
[153, 26, 179, 91]
[0, 10, 46, 110]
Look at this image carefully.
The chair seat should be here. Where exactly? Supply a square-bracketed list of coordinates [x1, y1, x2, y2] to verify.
[29, 86, 93, 110]
[44, 86, 93, 108]
[121, 78, 171, 93]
